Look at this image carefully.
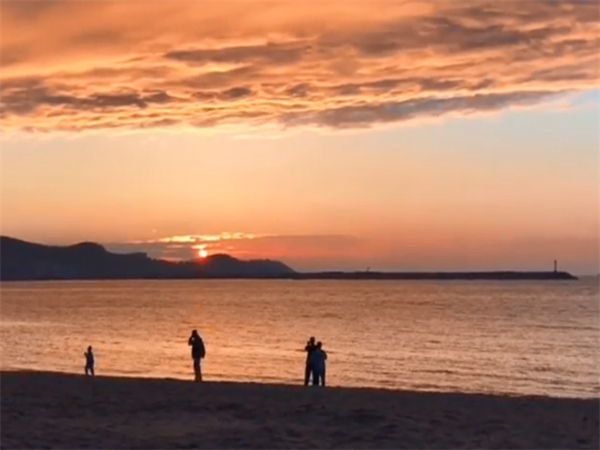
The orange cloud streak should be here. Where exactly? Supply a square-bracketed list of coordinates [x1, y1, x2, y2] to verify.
[1, 1, 598, 133]
[106, 231, 599, 273]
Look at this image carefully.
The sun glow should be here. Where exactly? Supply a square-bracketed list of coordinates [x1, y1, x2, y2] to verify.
[198, 248, 208, 258]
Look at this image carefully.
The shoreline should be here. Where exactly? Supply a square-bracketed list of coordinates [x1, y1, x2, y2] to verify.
[1, 368, 596, 400]
[2, 370, 598, 449]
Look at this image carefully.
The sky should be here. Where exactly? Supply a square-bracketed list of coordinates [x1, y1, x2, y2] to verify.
[1, 0, 598, 273]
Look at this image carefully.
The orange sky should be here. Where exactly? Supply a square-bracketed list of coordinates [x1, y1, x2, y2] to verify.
[1, 1, 598, 273]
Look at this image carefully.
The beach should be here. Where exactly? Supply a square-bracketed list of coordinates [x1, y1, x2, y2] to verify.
[1, 371, 598, 449]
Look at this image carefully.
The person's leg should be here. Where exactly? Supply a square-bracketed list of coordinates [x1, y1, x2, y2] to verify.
[321, 367, 326, 387]
[85, 365, 89, 376]
[193, 358, 201, 382]
[91, 365, 95, 376]
[304, 363, 311, 385]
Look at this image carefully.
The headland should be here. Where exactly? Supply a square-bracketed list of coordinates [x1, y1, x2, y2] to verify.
[0, 236, 578, 281]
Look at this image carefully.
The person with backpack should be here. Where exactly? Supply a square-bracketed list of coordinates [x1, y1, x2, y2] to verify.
[188, 329, 206, 382]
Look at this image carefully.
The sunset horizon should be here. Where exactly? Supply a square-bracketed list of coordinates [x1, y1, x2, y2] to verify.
[0, 232, 594, 276]
[1, 0, 598, 274]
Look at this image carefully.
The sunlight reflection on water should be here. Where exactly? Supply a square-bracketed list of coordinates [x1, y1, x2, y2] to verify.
[1, 279, 598, 397]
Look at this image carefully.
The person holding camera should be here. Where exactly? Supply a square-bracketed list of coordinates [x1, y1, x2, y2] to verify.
[304, 336, 317, 385]
[188, 329, 206, 382]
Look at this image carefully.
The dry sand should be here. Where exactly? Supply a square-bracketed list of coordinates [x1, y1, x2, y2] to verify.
[1, 371, 598, 449]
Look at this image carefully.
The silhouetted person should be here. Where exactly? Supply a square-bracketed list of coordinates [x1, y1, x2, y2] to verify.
[84, 346, 94, 376]
[188, 330, 206, 382]
[310, 341, 327, 386]
[304, 336, 317, 385]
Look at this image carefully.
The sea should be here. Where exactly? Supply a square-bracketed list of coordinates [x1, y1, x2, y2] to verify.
[1, 279, 598, 398]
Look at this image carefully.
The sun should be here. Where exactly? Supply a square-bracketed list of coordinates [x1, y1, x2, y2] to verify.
[198, 248, 208, 259]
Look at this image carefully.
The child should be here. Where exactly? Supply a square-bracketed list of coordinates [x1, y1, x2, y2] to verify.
[310, 341, 327, 386]
[84, 346, 95, 376]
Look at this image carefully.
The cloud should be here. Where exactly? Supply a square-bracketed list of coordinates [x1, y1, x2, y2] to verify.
[165, 42, 308, 66]
[1, 0, 598, 133]
[104, 231, 599, 273]
[106, 232, 365, 262]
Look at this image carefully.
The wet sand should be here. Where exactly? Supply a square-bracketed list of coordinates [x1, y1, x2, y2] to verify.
[1, 371, 598, 449]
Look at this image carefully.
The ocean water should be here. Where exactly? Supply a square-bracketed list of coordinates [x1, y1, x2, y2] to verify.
[1, 279, 598, 398]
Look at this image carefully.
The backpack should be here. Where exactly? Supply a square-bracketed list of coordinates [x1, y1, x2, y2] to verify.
[198, 338, 206, 358]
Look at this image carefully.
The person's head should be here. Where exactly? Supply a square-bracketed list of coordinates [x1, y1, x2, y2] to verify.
[192, 329, 198, 337]
[309, 336, 315, 344]
[87, 346, 92, 352]
[316, 341, 322, 349]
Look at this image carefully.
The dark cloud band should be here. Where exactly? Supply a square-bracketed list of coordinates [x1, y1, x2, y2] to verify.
[1, 0, 598, 133]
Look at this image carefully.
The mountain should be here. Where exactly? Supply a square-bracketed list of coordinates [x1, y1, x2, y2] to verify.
[0, 236, 578, 281]
[0, 236, 295, 280]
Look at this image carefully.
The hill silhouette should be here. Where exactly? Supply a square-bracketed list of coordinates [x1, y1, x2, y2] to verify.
[0, 236, 294, 280]
[0, 236, 577, 281]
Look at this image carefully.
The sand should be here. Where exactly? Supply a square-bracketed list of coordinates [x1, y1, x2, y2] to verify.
[1, 371, 598, 449]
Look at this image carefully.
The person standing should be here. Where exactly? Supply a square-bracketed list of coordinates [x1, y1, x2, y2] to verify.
[310, 341, 327, 387]
[304, 336, 317, 385]
[84, 346, 95, 376]
[188, 330, 206, 382]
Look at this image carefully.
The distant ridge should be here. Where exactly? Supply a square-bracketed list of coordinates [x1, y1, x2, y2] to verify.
[0, 236, 294, 280]
[0, 236, 577, 281]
